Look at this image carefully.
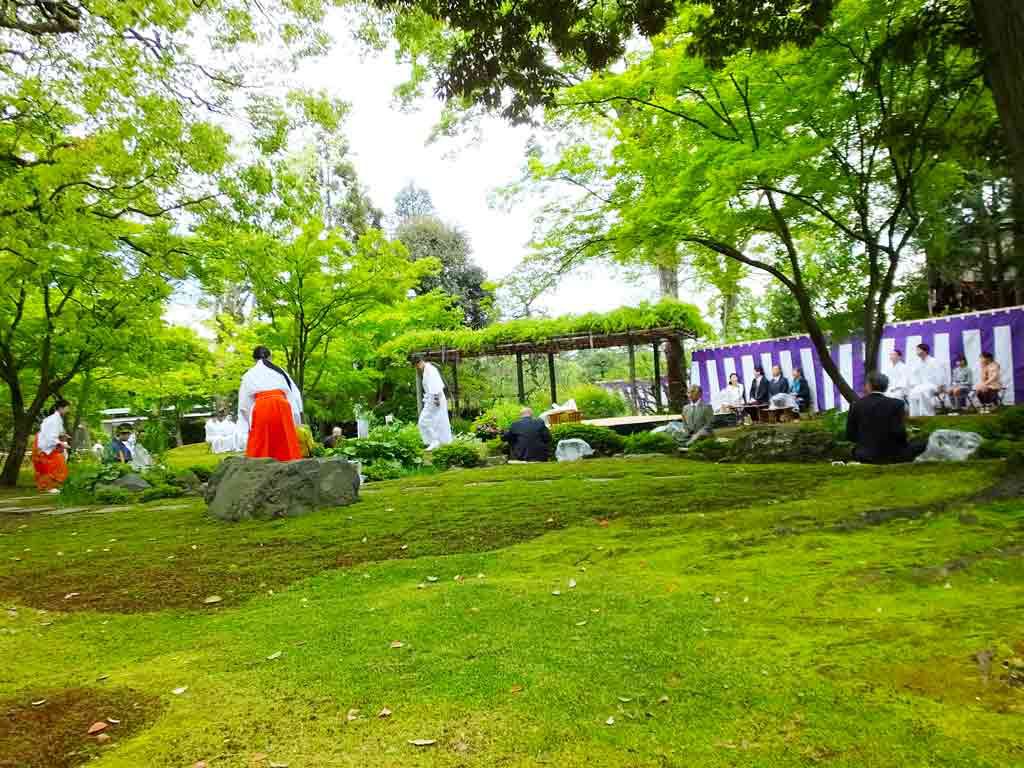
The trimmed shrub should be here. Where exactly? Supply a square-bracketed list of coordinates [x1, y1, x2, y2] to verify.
[565, 384, 629, 419]
[549, 424, 624, 456]
[362, 460, 406, 481]
[94, 486, 133, 505]
[431, 442, 482, 470]
[687, 436, 731, 462]
[472, 401, 523, 440]
[623, 431, 678, 455]
[58, 461, 124, 506]
[975, 439, 1013, 459]
[140, 484, 185, 503]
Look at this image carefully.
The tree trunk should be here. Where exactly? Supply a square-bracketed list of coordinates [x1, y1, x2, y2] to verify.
[972, 0, 1024, 302]
[657, 263, 686, 412]
[1, 418, 32, 487]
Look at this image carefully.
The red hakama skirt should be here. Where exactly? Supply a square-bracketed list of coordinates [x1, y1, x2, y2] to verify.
[246, 389, 301, 462]
[32, 435, 68, 491]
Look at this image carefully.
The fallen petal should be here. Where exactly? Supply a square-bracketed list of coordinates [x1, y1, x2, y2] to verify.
[378, 707, 392, 718]
[31, 699, 46, 707]
[267, 651, 282, 661]
[568, 579, 577, 589]
[63, 592, 80, 600]
[551, 590, 561, 596]
[658, 695, 670, 705]
[605, 716, 615, 726]
[618, 696, 632, 703]
[390, 641, 404, 649]
[172, 687, 188, 695]
[408, 739, 436, 747]
[346, 708, 360, 722]
[202, 595, 222, 605]
[106, 717, 121, 724]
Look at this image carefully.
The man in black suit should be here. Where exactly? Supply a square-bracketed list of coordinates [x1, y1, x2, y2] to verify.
[503, 408, 552, 461]
[768, 365, 790, 397]
[846, 371, 926, 463]
[749, 366, 770, 405]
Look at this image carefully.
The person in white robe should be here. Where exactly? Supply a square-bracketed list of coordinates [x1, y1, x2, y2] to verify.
[886, 349, 911, 405]
[716, 373, 746, 414]
[204, 415, 221, 450]
[415, 357, 453, 450]
[907, 343, 947, 417]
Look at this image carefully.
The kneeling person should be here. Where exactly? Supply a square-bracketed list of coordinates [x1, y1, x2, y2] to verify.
[846, 371, 926, 464]
[503, 408, 552, 462]
[672, 386, 714, 447]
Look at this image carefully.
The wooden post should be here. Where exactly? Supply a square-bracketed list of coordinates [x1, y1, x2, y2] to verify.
[516, 351, 526, 404]
[627, 339, 638, 414]
[415, 363, 423, 415]
[652, 341, 663, 411]
[547, 352, 557, 406]
[451, 357, 460, 416]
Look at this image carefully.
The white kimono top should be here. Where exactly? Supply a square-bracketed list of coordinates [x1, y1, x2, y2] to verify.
[719, 383, 745, 409]
[911, 356, 946, 392]
[38, 412, 65, 453]
[888, 361, 910, 394]
[237, 360, 303, 431]
[421, 362, 446, 402]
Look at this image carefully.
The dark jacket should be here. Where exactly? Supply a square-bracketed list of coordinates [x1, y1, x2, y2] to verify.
[109, 438, 132, 463]
[846, 392, 918, 463]
[503, 416, 552, 461]
[768, 376, 790, 397]
[791, 377, 811, 409]
[749, 376, 770, 404]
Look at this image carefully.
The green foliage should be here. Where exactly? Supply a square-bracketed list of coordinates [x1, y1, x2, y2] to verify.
[380, 299, 709, 361]
[430, 442, 482, 470]
[549, 424, 625, 456]
[93, 486, 134, 506]
[814, 410, 849, 442]
[362, 460, 408, 481]
[188, 465, 214, 483]
[623, 431, 678, 455]
[58, 461, 125, 506]
[472, 401, 524, 440]
[450, 416, 474, 435]
[331, 421, 424, 478]
[565, 385, 629, 419]
[686, 436, 731, 462]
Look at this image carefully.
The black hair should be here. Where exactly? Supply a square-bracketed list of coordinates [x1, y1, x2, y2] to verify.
[252, 346, 293, 390]
[51, 398, 70, 414]
[891, 349, 903, 359]
[867, 371, 889, 393]
[917, 342, 930, 355]
[981, 351, 994, 361]
[753, 365, 764, 374]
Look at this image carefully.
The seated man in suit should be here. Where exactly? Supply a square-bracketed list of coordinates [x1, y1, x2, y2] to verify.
[503, 407, 552, 461]
[846, 371, 926, 464]
[745, 365, 770, 422]
[673, 385, 714, 447]
[790, 367, 812, 411]
[768, 365, 790, 397]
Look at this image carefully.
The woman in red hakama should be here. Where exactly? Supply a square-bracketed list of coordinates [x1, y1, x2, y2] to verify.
[33, 399, 71, 492]
[238, 347, 303, 462]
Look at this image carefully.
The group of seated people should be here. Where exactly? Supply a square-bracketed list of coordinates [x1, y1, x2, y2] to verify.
[96, 424, 153, 469]
[716, 365, 812, 420]
[886, 345, 1003, 416]
[204, 413, 246, 454]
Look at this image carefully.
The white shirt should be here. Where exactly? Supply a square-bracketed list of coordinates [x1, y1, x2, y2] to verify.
[38, 411, 65, 453]
[888, 360, 910, 394]
[911, 356, 946, 391]
[238, 360, 303, 427]
[421, 362, 446, 398]
[720, 383, 745, 408]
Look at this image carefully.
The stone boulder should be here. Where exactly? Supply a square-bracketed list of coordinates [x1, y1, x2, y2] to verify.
[722, 428, 848, 463]
[112, 473, 151, 491]
[205, 456, 360, 522]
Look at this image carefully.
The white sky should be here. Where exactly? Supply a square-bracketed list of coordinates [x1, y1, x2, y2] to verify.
[166, 9, 657, 333]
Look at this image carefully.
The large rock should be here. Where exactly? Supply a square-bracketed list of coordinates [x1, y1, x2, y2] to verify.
[722, 428, 848, 463]
[205, 456, 360, 522]
[112, 473, 151, 491]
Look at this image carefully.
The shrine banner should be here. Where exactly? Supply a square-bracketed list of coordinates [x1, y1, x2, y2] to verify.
[690, 306, 1023, 412]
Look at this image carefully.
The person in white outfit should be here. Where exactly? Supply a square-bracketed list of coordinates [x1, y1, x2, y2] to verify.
[886, 349, 910, 405]
[415, 356, 453, 451]
[716, 373, 746, 413]
[907, 343, 947, 417]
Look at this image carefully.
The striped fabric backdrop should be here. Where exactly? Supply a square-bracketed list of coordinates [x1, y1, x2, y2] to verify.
[689, 306, 1024, 412]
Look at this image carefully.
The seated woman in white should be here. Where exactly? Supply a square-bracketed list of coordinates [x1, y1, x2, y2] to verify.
[717, 373, 746, 413]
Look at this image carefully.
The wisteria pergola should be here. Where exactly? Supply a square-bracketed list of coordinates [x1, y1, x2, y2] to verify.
[381, 301, 709, 413]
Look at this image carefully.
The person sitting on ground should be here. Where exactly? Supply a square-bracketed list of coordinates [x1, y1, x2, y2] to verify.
[109, 426, 133, 464]
[975, 351, 1002, 412]
[846, 371, 926, 464]
[502, 407, 552, 462]
[949, 355, 973, 410]
[790, 367, 812, 412]
[908, 343, 947, 417]
[323, 426, 343, 449]
[717, 373, 745, 414]
[886, 348, 911, 404]
[673, 385, 714, 447]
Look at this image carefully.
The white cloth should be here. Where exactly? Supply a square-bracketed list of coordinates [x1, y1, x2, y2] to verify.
[38, 412, 65, 453]
[131, 443, 153, 470]
[908, 356, 947, 417]
[418, 362, 452, 447]
[717, 384, 745, 412]
[206, 418, 238, 454]
[237, 360, 303, 437]
[887, 361, 911, 402]
[91, 443, 105, 461]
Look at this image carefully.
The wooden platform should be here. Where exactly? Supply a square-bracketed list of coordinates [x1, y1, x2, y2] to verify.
[583, 414, 681, 435]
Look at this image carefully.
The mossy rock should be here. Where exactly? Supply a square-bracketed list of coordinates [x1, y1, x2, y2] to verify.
[722, 427, 850, 463]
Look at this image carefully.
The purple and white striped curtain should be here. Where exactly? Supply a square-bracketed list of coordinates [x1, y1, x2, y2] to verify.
[690, 305, 1023, 412]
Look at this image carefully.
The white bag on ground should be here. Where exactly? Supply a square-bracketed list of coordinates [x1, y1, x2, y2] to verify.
[555, 438, 594, 462]
[915, 429, 983, 463]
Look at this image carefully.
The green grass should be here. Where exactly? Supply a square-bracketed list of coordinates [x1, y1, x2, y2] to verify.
[0, 455, 1021, 767]
[161, 441, 238, 473]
